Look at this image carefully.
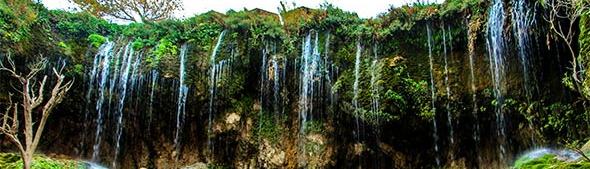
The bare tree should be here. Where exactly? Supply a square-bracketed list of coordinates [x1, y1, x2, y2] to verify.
[543, 0, 589, 95]
[70, 0, 183, 22]
[0, 56, 73, 169]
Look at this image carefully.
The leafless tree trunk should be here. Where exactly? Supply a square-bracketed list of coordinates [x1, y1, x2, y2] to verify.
[0, 55, 73, 169]
[543, 0, 589, 95]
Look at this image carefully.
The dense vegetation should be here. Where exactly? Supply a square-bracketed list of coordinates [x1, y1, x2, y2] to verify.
[0, 0, 589, 168]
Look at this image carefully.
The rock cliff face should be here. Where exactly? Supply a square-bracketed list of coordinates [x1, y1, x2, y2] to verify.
[0, 0, 586, 168]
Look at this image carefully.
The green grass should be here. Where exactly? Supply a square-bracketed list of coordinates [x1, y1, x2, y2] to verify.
[0, 153, 87, 169]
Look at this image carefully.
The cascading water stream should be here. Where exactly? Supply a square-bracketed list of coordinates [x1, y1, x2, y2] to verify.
[271, 44, 280, 116]
[148, 70, 158, 127]
[174, 44, 189, 164]
[258, 43, 268, 138]
[277, 9, 285, 26]
[512, 0, 537, 146]
[442, 24, 454, 147]
[467, 17, 482, 165]
[91, 41, 116, 162]
[83, 42, 109, 156]
[324, 32, 336, 113]
[512, 0, 535, 103]
[87, 40, 140, 167]
[486, 0, 507, 161]
[370, 42, 381, 123]
[353, 40, 362, 140]
[297, 31, 326, 166]
[113, 42, 136, 169]
[207, 30, 226, 155]
[427, 24, 441, 167]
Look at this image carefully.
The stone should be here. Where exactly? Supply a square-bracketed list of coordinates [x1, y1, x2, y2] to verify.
[581, 140, 590, 155]
[181, 162, 208, 169]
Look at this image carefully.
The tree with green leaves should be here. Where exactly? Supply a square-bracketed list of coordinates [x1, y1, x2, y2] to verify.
[69, 0, 183, 22]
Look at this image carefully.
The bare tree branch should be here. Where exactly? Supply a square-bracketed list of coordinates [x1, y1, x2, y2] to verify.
[0, 55, 73, 169]
[70, 0, 183, 22]
[543, 0, 590, 96]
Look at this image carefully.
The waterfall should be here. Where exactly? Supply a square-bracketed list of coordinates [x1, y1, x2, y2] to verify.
[148, 70, 158, 128]
[271, 44, 281, 116]
[174, 44, 189, 163]
[427, 24, 440, 167]
[299, 32, 312, 136]
[90, 41, 116, 162]
[512, 0, 535, 103]
[370, 42, 381, 123]
[297, 31, 325, 166]
[258, 43, 268, 139]
[442, 24, 454, 147]
[467, 17, 482, 166]
[83, 41, 109, 156]
[512, 0, 537, 146]
[208, 31, 226, 155]
[325, 32, 336, 113]
[86, 40, 141, 167]
[277, 9, 285, 26]
[353, 40, 362, 140]
[113, 42, 137, 169]
[486, 0, 507, 161]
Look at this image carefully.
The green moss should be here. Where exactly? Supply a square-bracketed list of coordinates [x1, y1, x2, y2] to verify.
[514, 153, 590, 169]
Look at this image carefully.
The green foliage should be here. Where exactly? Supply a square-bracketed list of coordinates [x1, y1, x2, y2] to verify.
[545, 103, 575, 133]
[131, 39, 144, 51]
[563, 73, 576, 91]
[224, 9, 284, 47]
[50, 10, 121, 41]
[305, 120, 324, 134]
[59, 41, 72, 55]
[380, 58, 433, 121]
[0, 0, 60, 56]
[87, 34, 106, 48]
[156, 39, 177, 57]
[73, 64, 84, 75]
[257, 110, 281, 143]
[0, 153, 86, 169]
[517, 99, 588, 141]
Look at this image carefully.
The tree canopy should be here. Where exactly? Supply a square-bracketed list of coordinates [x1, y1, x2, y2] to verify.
[69, 0, 183, 22]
